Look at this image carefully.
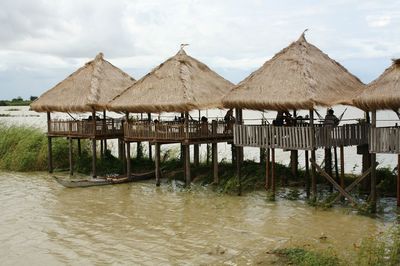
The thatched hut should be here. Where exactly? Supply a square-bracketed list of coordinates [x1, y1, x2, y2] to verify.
[223, 32, 364, 111]
[353, 59, 400, 207]
[108, 47, 234, 185]
[223, 32, 366, 202]
[31, 53, 136, 178]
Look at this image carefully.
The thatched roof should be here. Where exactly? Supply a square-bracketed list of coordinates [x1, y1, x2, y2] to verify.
[223, 32, 364, 111]
[30, 53, 135, 113]
[353, 59, 400, 111]
[108, 48, 234, 113]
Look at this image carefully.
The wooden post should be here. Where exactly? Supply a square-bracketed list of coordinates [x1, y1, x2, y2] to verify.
[100, 139, 104, 158]
[212, 120, 218, 183]
[69, 137, 73, 176]
[265, 148, 270, 190]
[305, 150, 310, 198]
[137, 142, 143, 159]
[370, 110, 377, 213]
[77, 139, 82, 156]
[194, 144, 200, 167]
[271, 148, 276, 197]
[325, 147, 333, 185]
[340, 146, 345, 188]
[148, 113, 152, 161]
[91, 110, 97, 178]
[91, 138, 97, 178]
[122, 139, 126, 174]
[260, 118, 266, 164]
[362, 111, 371, 191]
[184, 112, 191, 185]
[46, 112, 53, 173]
[155, 143, 161, 186]
[126, 142, 131, 178]
[103, 110, 107, 153]
[397, 154, 400, 207]
[206, 144, 211, 165]
[235, 108, 243, 195]
[310, 109, 317, 200]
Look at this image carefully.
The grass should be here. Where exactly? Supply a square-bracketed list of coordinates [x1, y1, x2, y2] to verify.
[273, 248, 340, 266]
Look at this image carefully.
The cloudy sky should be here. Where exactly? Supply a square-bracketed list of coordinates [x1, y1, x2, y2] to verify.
[0, 0, 399, 99]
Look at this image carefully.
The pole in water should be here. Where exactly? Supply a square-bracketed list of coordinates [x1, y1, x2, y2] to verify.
[92, 138, 97, 178]
[397, 154, 400, 207]
[69, 137, 73, 176]
[271, 148, 276, 198]
[126, 142, 131, 179]
[305, 150, 310, 198]
[265, 148, 270, 190]
[370, 110, 377, 213]
[155, 143, 161, 186]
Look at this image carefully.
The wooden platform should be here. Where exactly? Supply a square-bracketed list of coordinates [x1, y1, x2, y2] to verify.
[47, 119, 123, 139]
[124, 120, 233, 144]
[369, 127, 400, 154]
[233, 124, 369, 150]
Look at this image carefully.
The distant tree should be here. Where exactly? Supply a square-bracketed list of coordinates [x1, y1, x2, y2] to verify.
[0, 100, 6, 106]
[30, 96, 38, 101]
[11, 96, 23, 102]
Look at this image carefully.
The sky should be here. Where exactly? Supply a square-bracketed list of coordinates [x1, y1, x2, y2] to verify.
[0, 0, 399, 99]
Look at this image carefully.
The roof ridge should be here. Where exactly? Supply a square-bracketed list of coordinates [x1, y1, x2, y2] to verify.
[87, 53, 104, 106]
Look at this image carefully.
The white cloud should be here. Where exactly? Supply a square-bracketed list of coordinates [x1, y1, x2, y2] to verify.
[366, 15, 391, 27]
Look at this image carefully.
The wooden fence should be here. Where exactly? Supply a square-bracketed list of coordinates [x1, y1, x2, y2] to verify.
[233, 124, 369, 150]
[369, 127, 400, 154]
[124, 121, 233, 142]
[48, 119, 123, 138]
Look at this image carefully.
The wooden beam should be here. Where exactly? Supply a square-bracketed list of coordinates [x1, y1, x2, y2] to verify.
[77, 138, 82, 156]
[305, 150, 310, 198]
[126, 142, 131, 179]
[370, 110, 377, 213]
[265, 148, 270, 190]
[92, 138, 97, 178]
[340, 146, 345, 188]
[310, 109, 317, 200]
[332, 163, 378, 203]
[69, 137, 73, 176]
[46, 112, 53, 173]
[185, 144, 191, 185]
[155, 143, 161, 186]
[212, 142, 218, 184]
[148, 113, 152, 161]
[271, 148, 276, 197]
[194, 144, 200, 167]
[311, 159, 358, 206]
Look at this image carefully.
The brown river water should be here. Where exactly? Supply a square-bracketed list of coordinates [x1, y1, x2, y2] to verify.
[0, 171, 393, 265]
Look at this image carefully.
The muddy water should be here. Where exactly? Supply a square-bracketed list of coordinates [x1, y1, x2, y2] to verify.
[0, 172, 388, 265]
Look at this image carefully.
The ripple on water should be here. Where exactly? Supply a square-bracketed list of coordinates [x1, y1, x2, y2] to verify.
[0, 171, 391, 265]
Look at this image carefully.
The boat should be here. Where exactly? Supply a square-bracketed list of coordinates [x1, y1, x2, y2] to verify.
[54, 171, 156, 188]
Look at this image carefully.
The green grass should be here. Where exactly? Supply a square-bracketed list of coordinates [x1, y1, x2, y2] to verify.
[273, 248, 340, 266]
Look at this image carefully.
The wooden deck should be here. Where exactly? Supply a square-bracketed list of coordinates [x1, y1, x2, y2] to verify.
[233, 124, 369, 150]
[47, 119, 124, 138]
[369, 127, 400, 154]
[124, 121, 233, 143]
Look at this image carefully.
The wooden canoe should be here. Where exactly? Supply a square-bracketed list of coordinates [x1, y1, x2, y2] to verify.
[54, 171, 155, 188]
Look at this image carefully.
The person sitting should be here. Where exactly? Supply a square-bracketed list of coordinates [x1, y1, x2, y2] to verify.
[324, 109, 339, 127]
[200, 116, 209, 135]
[273, 111, 284, 126]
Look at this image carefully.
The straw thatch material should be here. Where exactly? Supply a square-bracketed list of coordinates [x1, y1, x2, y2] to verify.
[108, 49, 234, 113]
[353, 59, 400, 111]
[223, 32, 364, 111]
[30, 53, 135, 113]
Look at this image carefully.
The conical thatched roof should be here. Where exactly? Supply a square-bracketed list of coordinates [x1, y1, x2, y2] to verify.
[223, 32, 364, 111]
[353, 59, 400, 111]
[108, 48, 234, 113]
[30, 53, 135, 113]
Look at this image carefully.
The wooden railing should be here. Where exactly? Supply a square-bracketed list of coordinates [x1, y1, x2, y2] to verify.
[234, 124, 369, 150]
[369, 127, 400, 154]
[124, 121, 233, 142]
[48, 119, 124, 137]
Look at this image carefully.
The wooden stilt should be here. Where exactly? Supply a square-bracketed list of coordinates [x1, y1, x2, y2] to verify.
[265, 148, 270, 190]
[397, 154, 400, 207]
[370, 110, 377, 213]
[185, 144, 191, 185]
[137, 142, 143, 159]
[194, 144, 200, 167]
[334, 147, 340, 186]
[310, 109, 317, 200]
[148, 113, 152, 160]
[46, 112, 53, 173]
[290, 150, 298, 178]
[100, 139, 104, 158]
[325, 147, 333, 191]
[77, 138, 82, 156]
[212, 142, 218, 184]
[340, 146, 345, 188]
[305, 150, 310, 198]
[271, 148, 276, 197]
[236, 146, 242, 196]
[92, 138, 97, 178]
[155, 143, 161, 186]
[69, 137, 73, 176]
[122, 139, 126, 174]
[126, 142, 131, 179]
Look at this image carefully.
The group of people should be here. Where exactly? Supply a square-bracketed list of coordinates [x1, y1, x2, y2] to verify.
[272, 109, 339, 127]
